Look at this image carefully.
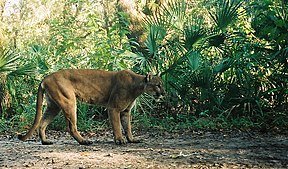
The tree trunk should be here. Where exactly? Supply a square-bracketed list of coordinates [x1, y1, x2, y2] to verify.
[116, 0, 146, 54]
[116, 0, 165, 55]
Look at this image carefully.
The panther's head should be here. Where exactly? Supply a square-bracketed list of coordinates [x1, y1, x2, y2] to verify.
[144, 73, 165, 99]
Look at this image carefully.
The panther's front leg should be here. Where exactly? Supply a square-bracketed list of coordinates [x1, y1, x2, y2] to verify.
[108, 109, 126, 144]
[120, 108, 141, 143]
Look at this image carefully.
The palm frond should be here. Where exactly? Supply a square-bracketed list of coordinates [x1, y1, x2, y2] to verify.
[143, 11, 167, 28]
[183, 18, 206, 50]
[208, 0, 243, 30]
[8, 63, 36, 76]
[162, 0, 187, 29]
[0, 49, 20, 73]
[186, 51, 202, 71]
[145, 25, 167, 57]
[0, 48, 36, 76]
[214, 57, 235, 73]
[144, 0, 187, 30]
[126, 52, 153, 73]
[188, 67, 213, 89]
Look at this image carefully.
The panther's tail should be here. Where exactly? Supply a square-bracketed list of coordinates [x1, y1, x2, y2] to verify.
[18, 82, 44, 141]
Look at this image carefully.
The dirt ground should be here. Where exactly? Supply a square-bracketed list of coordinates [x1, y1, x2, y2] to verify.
[0, 130, 287, 169]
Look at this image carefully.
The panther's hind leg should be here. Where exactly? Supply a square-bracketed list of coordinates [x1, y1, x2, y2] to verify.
[39, 97, 61, 145]
[61, 97, 93, 145]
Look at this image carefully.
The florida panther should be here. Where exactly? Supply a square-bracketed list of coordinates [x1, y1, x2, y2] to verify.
[18, 69, 165, 145]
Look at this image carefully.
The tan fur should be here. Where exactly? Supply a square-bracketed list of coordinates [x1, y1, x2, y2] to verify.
[18, 69, 165, 145]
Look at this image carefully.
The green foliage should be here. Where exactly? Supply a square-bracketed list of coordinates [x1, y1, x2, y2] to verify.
[251, 0, 288, 47]
[0, 48, 35, 119]
[0, 0, 132, 132]
[130, 0, 288, 130]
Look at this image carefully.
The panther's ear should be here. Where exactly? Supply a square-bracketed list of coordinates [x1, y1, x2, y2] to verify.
[145, 72, 153, 82]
